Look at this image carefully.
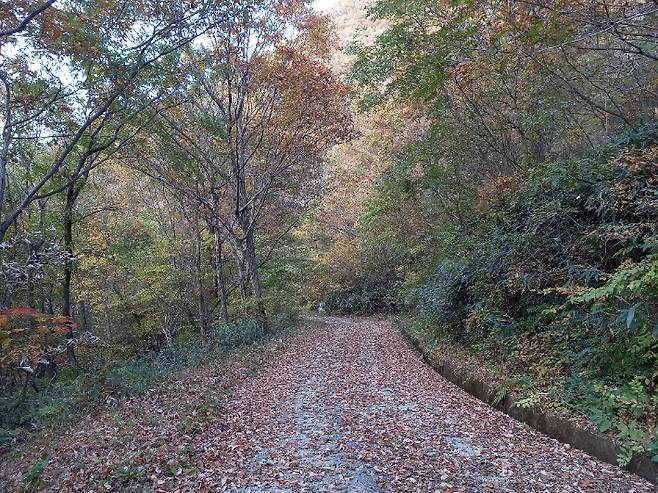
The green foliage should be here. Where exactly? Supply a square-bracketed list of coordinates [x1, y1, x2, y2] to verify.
[493, 387, 508, 406]
[213, 321, 265, 349]
[417, 260, 471, 332]
[514, 393, 541, 410]
[309, 227, 407, 315]
[20, 458, 49, 492]
[408, 127, 658, 463]
[575, 379, 658, 466]
[349, 0, 477, 110]
[321, 276, 401, 316]
[78, 226, 197, 356]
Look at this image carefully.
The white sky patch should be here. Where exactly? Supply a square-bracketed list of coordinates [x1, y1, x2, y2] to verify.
[312, 0, 341, 12]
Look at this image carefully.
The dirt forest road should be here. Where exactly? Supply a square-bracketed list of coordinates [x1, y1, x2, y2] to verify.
[1, 317, 654, 492]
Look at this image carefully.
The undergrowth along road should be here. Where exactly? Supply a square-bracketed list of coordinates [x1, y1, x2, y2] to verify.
[1, 317, 653, 492]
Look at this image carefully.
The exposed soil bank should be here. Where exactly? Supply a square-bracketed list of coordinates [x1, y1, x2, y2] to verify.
[401, 323, 658, 485]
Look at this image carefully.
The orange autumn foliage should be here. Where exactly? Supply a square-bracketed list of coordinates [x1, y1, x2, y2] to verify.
[0, 308, 78, 376]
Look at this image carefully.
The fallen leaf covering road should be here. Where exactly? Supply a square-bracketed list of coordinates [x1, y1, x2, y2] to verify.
[1, 317, 654, 492]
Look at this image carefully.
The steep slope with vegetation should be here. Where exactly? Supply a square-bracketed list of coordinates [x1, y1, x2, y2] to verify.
[409, 131, 658, 464]
[308, 0, 658, 466]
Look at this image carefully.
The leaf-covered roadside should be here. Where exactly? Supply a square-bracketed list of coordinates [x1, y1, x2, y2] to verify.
[0, 319, 291, 491]
[4, 317, 654, 492]
[324, 127, 658, 466]
[399, 317, 656, 468]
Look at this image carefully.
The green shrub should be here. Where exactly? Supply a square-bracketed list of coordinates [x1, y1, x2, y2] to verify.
[20, 458, 49, 492]
[321, 276, 401, 315]
[412, 124, 658, 464]
[213, 320, 265, 348]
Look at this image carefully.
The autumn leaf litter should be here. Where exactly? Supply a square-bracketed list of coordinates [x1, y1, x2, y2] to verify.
[0, 317, 654, 492]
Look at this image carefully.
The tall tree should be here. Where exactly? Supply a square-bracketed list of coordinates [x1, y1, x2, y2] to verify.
[0, 0, 211, 242]
[140, 0, 353, 326]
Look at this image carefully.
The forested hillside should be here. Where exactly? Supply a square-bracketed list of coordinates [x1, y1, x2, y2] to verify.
[0, 0, 353, 448]
[308, 0, 658, 468]
[0, 0, 657, 489]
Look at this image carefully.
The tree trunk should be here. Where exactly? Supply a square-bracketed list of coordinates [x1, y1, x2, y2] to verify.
[62, 184, 74, 317]
[80, 298, 93, 333]
[244, 228, 267, 329]
[0, 75, 13, 223]
[26, 241, 36, 308]
[62, 182, 78, 365]
[45, 283, 53, 314]
[193, 208, 209, 333]
[229, 241, 249, 302]
[212, 226, 229, 323]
